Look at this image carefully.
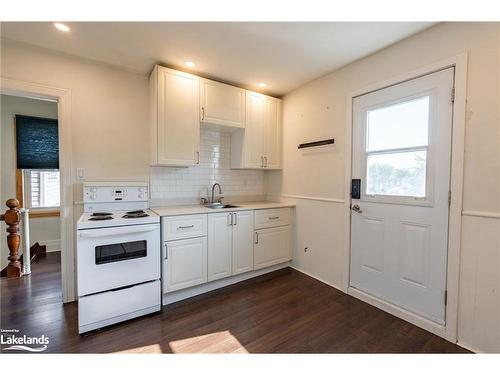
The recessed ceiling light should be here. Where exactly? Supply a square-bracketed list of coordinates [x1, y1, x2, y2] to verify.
[258, 82, 267, 88]
[185, 61, 196, 68]
[53, 22, 70, 32]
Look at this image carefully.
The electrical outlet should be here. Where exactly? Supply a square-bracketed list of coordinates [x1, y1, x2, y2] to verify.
[304, 247, 309, 253]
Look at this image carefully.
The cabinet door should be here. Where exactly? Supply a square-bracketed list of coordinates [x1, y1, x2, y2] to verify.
[157, 67, 200, 166]
[163, 237, 207, 292]
[207, 212, 233, 282]
[201, 79, 245, 129]
[243, 91, 266, 168]
[254, 226, 291, 270]
[232, 210, 254, 275]
[264, 98, 282, 169]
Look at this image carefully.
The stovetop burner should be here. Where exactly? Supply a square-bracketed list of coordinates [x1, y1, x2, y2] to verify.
[91, 212, 113, 217]
[89, 216, 114, 221]
[122, 210, 149, 219]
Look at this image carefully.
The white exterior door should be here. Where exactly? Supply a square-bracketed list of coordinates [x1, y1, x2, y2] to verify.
[232, 210, 254, 275]
[350, 68, 454, 325]
[207, 212, 233, 281]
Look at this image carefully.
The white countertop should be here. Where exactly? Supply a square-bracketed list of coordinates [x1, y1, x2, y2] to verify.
[151, 201, 295, 216]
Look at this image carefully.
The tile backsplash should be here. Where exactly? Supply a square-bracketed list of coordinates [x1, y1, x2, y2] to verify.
[150, 129, 265, 204]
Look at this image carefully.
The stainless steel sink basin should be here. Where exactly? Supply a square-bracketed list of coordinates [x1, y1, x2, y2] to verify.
[204, 203, 239, 209]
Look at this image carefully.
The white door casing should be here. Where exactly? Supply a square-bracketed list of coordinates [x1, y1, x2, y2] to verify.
[350, 68, 455, 325]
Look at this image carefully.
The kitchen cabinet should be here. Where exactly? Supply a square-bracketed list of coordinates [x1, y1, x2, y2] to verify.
[163, 236, 207, 292]
[200, 79, 245, 129]
[208, 210, 254, 281]
[150, 65, 200, 167]
[231, 210, 255, 275]
[231, 91, 282, 169]
[207, 212, 233, 281]
[254, 225, 291, 270]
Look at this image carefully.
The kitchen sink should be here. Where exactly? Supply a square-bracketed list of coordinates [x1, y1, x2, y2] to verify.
[204, 203, 239, 209]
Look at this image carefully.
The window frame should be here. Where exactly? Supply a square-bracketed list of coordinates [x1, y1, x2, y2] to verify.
[360, 90, 436, 207]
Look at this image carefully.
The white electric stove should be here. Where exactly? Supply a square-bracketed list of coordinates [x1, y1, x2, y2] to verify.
[76, 182, 161, 334]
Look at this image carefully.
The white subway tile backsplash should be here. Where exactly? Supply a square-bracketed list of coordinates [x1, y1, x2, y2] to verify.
[150, 130, 264, 201]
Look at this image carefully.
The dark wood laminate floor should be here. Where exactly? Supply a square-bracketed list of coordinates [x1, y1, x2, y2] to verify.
[0, 252, 469, 353]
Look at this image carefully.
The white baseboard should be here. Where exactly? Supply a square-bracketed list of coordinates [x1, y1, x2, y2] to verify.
[39, 239, 61, 253]
[289, 265, 345, 293]
[348, 286, 451, 340]
[162, 262, 291, 305]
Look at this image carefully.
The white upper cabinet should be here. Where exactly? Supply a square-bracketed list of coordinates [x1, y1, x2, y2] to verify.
[231, 91, 282, 170]
[264, 97, 282, 169]
[149, 65, 281, 169]
[150, 65, 200, 167]
[200, 79, 246, 129]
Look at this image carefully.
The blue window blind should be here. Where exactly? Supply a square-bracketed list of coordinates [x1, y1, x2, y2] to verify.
[16, 115, 59, 170]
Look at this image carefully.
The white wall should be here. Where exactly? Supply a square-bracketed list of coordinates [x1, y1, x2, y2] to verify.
[0, 39, 151, 244]
[267, 22, 500, 352]
[0, 94, 61, 269]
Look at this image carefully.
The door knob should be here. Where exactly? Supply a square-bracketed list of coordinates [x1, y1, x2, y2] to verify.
[352, 204, 362, 214]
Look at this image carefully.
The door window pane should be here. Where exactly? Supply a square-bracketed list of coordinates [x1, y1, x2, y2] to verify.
[367, 96, 429, 152]
[366, 150, 427, 197]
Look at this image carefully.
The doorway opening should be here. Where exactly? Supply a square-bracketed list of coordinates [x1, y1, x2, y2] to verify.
[1, 94, 62, 299]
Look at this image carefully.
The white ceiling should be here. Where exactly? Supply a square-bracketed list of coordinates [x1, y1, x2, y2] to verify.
[1, 22, 435, 95]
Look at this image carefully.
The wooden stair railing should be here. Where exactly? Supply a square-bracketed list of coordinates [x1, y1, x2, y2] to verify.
[0, 199, 22, 278]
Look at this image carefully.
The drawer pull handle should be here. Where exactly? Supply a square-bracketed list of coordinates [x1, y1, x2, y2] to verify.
[254, 232, 259, 244]
[178, 225, 195, 229]
[269, 216, 279, 220]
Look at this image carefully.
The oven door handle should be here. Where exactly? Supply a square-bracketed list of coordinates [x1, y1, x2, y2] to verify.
[78, 224, 159, 238]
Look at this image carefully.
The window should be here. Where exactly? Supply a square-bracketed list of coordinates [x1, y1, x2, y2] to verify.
[15, 115, 60, 212]
[24, 170, 60, 209]
[365, 96, 430, 198]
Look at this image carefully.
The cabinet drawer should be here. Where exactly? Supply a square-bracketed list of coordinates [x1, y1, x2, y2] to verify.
[162, 214, 207, 241]
[78, 280, 160, 333]
[254, 208, 291, 229]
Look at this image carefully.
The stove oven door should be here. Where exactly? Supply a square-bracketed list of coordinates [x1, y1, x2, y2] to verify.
[77, 223, 160, 296]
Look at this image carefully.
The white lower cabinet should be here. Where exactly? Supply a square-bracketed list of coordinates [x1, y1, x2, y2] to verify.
[162, 208, 291, 295]
[254, 225, 291, 270]
[207, 212, 233, 281]
[232, 210, 254, 275]
[163, 236, 207, 292]
[208, 210, 254, 281]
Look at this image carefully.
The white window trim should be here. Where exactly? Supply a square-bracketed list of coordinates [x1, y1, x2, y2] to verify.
[360, 90, 436, 207]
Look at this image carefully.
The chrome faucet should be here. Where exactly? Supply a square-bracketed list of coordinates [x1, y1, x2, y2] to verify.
[211, 183, 223, 203]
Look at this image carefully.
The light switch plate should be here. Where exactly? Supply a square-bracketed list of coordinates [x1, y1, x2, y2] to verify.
[76, 168, 85, 181]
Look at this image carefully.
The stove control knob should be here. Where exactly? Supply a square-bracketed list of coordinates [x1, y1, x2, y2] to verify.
[91, 188, 97, 193]
[138, 193, 144, 199]
[90, 193, 97, 200]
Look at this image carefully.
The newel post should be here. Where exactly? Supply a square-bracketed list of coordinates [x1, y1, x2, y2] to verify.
[0, 198, 22, 278]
